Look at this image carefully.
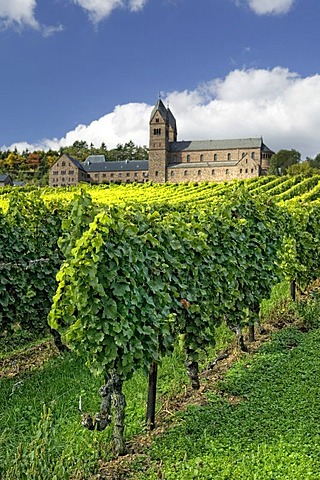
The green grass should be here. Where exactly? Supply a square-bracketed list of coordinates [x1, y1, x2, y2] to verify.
[133, 325, 320, 479]
[0, 343, 191, 479]
[260, 280, 292, 320]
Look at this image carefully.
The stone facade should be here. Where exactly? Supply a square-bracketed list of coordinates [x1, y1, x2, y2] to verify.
[49, 154, 89, 187]
[148, 99, 273, 184]
[49, 100, 273, 187]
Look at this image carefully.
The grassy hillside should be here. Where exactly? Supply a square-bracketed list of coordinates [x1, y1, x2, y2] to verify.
[1, 285, 320, 479]
[133, 324, 320, 479]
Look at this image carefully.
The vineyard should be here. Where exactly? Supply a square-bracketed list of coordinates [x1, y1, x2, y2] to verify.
[1, 175, 320, 478]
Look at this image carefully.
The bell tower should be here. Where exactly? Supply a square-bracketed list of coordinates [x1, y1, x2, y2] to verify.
[149, 99, 170, 183]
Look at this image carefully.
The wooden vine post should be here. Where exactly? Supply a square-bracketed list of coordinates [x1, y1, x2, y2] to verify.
[146, 362, 158, 430]
[290, 279, 296, 302]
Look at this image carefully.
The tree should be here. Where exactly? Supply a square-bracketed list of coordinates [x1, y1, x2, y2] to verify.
[269, 149, 301, 175]
[286, 161, 316, 177]
[309, 153, 320, 170]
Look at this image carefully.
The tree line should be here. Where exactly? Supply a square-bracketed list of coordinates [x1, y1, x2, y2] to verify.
[269, 149, 320, 176]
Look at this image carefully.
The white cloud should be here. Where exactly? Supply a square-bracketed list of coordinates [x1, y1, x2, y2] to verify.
[0, 0, 64, 35]
[246, 0, 295, 15]
[129, 0, 148, 12]
[0, 0, 40, 30]
[4, 67, 320, 159]
[72, 0, 148, 23]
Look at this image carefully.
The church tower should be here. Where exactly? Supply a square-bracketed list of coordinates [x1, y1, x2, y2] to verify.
[148, 99, 174, 183]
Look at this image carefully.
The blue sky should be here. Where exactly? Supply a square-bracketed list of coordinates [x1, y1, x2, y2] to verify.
[1, 0, 320, 158]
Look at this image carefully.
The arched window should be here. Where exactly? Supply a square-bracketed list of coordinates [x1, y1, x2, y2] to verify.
[242, 152, 245, 158]
[184, 170, 188, 176]
[155, 171, 159, 177]
[198, 170, 201, 176]
[226, 169, 229, 174]
[200, 154, 203, 162]
[251, 152, 255, 159]
[187, 155, 191, 162]
[214, 154, 218, 161]
[240, 168, 243, 173]
[211, 169, 215, 175]
[227, 153, 231, 161]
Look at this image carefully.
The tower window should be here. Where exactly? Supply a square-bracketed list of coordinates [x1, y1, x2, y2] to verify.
[156, 118, 159, 123]
[155, 171, 159, 177]
[154, 128, 161, 135]
[187, 155, 190, 162]
[214, 154, 218, 161]
[240, 168, 243, 173]
[227, 153, 231, 161]
[200, 154, 203, 162]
